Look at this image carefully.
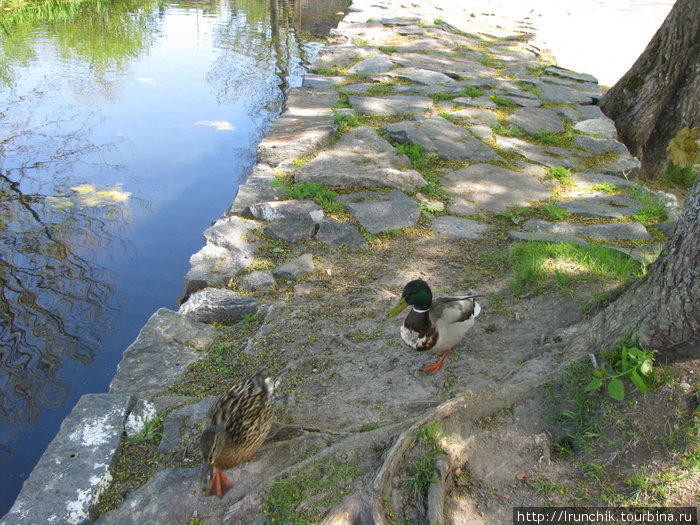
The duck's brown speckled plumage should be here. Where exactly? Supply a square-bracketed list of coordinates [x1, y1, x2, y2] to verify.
[200, 370, 273, 497]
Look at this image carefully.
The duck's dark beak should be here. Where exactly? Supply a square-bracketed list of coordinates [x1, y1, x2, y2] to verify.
[200, 462, 213, 493]
[387, 298, 409, 318]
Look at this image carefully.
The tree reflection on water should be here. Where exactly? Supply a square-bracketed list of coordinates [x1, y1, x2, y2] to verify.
[0, 87, 131, 428]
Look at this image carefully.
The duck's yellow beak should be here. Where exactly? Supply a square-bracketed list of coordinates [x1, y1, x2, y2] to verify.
[388, 298, 409, 318]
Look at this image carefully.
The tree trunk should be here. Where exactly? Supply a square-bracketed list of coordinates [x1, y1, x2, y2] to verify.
[600, 0, 700, 180]
[566, 174, 699, 355]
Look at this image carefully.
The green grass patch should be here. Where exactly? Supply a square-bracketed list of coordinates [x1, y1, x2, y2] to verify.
[592, 182, 620, 194]
[626, 186, 668, 225]
[491, 95, 516, 107]
[534, 130, 574, 148]
[493, 123, 523, 137]
[283, 181, 344, 214]
[508, 241, 644, 295]
[262, 457, 358, 524]
[378, 45, 399, 54]
[464, 84, 484, 98]
[664, 163, 697, 190]
[333, 110, 360, 133]
[366, 82, 396, 96]
[546, 166, 575, 187]
[538, 200, 571, 221]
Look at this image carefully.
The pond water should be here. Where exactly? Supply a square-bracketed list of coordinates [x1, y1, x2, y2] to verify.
[0, 0, 348, 514]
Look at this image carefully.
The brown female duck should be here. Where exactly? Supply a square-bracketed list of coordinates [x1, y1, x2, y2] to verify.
[200, 370, 274, 497]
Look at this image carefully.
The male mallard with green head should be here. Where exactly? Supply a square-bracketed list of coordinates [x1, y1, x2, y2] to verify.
[200, 370, 274, 498]
[388, 279, 481, 374]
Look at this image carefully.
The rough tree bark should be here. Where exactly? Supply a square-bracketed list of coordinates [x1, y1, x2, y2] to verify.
[566, 174, 699, 355]
[600, 0, 700, 180]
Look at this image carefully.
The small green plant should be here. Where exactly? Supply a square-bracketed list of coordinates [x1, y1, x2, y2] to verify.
[396, 142, 439, 174]
[585, 342, 656, 401]
[333, 110, 360, 132]
[535, 130, 569, 146]
[419, 421, 444, 450]
[403, 450, 439, 504]
[491, 95, 516, 107]
[493, 123, 523, 137]
[366, 82, 396, 96]
[539, 200, 571, 221]
[665, 162, 697, 189]
[497, 207, 527, 225]
[463, 84, 484, 98]
[592, 182, 619, 193]
[434, 18, 444, 24]
[285, 181, 344, 213]
[627, 186, 668, 225]
[546, 166, 575, 186]
[129, 412, 165, 443]
[378, 45, 398, 54]
[667, 126, 699, 168]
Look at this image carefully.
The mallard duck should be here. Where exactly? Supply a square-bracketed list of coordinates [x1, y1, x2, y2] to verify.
[388, 279, 481, 374]
[200, 370, 274, 498]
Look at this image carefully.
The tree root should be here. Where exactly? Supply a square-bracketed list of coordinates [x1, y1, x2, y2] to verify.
[322, 380, 541, 524]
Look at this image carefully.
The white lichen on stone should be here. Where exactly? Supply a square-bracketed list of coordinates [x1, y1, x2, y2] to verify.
[124, 399, 158, 438]
[65, 488, 92, 524]
[68, 407, 122, 447]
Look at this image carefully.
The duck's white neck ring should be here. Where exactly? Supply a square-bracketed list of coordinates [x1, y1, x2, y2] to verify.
[412, 307, 429, 313]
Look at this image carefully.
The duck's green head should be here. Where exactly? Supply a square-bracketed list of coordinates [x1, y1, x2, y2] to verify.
[388, 279, 433, 317]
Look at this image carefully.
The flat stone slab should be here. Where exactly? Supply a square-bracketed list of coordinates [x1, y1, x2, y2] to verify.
[310, 45, 377, 71]
[158, 397, 213, 454]
[347, 55, 394, 75]
[554, 104, 606, 123]
[495, 135, 573, 169]
[508, 231, 590, 247]
[380, 116, 502, 162]
[449, 107, 499, 126]
[249, 199, 324, 224]
[556, 193, 643, 219]
[544, 65, 598, 84]
[237, 270, 277, 291]
[573, 118, 618, 139]
[574, 172, 640, 190]
[302, 74, 344, 89]
[387, 67, 457, 85]
[454, 95, 498, 108]
[432, 216, 489, 239]
[443, 164, 551, 214]
[273, 253, 314, 280]
[348, 94, 433, 115]
[501, 95, 543, 107]
[2, 394, 133, 525]
[226, 163, 279, 217]
[256, 89, 339, 167]
[264, 218, 317, 242]
[506, 107, 565, 137]
[338, 190, 420, 234]
[184, 216, 257, 296]
[522, 218, 651, 240]
[294, 126, 426, 192]
[537, 82, 593, 105]
[109, 308, 217, 398]
[316, 218, 366, 247]
[178, 287, 259, 324]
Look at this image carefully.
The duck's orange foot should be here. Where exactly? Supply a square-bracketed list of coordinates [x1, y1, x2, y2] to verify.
[205, 468, 233, 498]
[420, 350, 450, 375]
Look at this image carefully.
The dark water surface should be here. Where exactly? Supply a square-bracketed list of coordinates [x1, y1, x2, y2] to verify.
[0, 0, 348, 514]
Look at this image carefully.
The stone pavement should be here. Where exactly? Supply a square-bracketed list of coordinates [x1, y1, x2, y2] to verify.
[2, 0, 681, 523]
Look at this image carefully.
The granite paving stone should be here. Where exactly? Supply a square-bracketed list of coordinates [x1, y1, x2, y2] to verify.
[294, 126, 426, 192]
[339, 190, 421, 234]
[348, 94, 434, 115]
